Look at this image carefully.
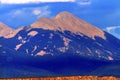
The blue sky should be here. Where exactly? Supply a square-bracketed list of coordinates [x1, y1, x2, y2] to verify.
[0, 0, 120, 39]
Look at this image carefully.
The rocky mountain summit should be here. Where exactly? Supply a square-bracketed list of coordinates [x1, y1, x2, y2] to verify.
[0, 12, 120, 60]
[0, 22, 13, 37]
[0, 12, 120, 78]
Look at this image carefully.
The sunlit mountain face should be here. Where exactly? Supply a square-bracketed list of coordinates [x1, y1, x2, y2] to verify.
[0, 12, 120, 78]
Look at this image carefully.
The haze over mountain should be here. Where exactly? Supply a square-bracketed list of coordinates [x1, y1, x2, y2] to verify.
[0, 11, 120, 78]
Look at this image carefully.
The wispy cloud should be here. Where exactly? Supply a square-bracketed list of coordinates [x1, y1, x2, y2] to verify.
[0, 0, 75, 4]
[33, 9, 41, 16]
[1, 6, 51, 28]
[105, 26, 120, 39]
[32, 6, 51, 18]
[8, 6, 51, 18]
[106, 26, 120, 32]
[77, 0, 91, 5]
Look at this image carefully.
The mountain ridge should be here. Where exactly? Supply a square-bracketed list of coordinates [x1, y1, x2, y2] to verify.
[31, 11, 106, 39]
[0, 11, 120, 78]
[0, 11, 120, 60]
[0, 22, 13, 37]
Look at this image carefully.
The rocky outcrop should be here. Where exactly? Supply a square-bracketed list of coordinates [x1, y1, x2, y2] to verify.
[31, 12, 105, 40]
[0, 22, 13, 37]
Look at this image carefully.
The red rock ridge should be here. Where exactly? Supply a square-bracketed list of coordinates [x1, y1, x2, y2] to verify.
[4, 26, 24, 38]
[0, 22, 13, 37]
[31, 11, 106, 39]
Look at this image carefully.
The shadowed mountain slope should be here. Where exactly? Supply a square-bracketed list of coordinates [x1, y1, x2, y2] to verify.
[0, 11, 120, 78]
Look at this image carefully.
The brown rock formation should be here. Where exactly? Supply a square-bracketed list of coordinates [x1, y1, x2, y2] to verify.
[4, 26, 24, 38]
[31, 12, 105, 39]
[0, 22, 13, 37]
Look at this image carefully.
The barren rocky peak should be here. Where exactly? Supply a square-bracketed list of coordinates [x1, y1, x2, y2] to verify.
[0, 22, 13, 37]
[31, 11, 106, 39]
[4, 26, 24, 38]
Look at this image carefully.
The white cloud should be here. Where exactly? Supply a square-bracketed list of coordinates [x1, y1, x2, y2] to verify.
[106, 26, 120, 32]
[4, 6, 51, 28]
[8, 6, 51, 18]
[77, 0, 91, 5]
[0, 0, 75, 4]
[32, 6, 51, 18]
[7, 10, 23, 18]
[13, 10, 22, 15]
[106, 26, 120, 39]
[33, 9, 42, 15]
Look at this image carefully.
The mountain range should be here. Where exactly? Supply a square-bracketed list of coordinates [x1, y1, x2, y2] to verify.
[0, 12, 120, 78]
